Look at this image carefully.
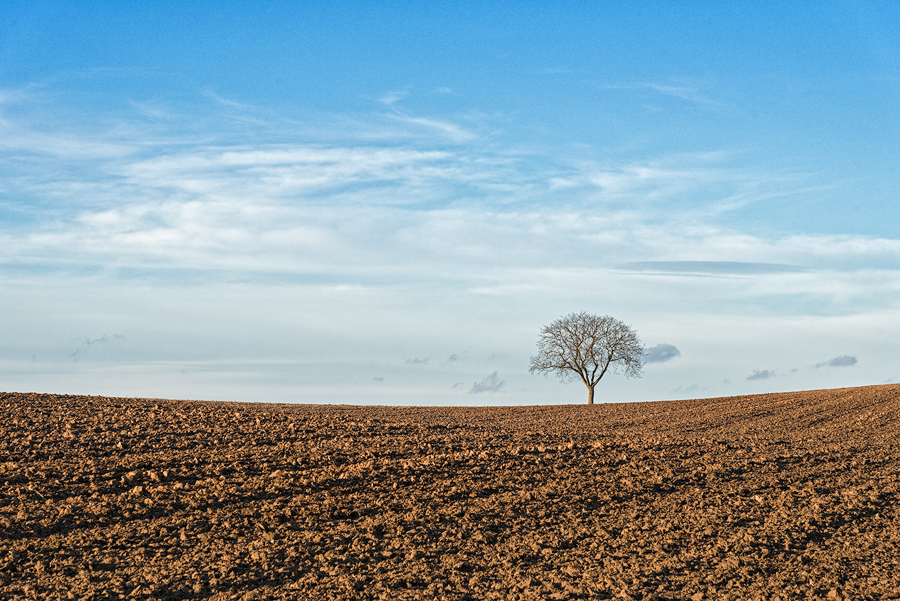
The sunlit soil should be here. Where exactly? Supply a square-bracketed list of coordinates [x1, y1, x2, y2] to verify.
[2, 384, 899, 600]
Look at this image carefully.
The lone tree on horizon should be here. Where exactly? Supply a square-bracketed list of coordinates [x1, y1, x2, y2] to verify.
[529, 312, 644, 405]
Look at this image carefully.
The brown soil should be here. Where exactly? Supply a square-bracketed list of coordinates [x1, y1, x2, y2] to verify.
[2, 384, 900, 601]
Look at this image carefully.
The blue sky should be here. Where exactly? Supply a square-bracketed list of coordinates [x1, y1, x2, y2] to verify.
[2, 1, 899, 404]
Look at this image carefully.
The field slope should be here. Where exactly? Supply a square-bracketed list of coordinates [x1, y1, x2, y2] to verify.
[2, 384, 900, 600]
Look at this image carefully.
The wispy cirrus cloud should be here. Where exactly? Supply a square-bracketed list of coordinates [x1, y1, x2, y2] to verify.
[606, 80, 742, 116]
[383, 113, 477, 142]
[378, 89, 409, 106]
[581, 153, 744, 201]
[642, 82, 742, 115]
[620, 261, 808, 276]
[3, 88, 900, 367]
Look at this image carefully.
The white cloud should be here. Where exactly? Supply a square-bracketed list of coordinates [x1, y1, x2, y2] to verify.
[746, 369, 776, 381]
[384, 114, 477, 142]
[642, 82, 741, 115]
[2, 85, 900, 404]
[469, 371, 505, 394]
[621, 261, 808, 276]
[671, 383, 705, 395]
[606, 81, 742, 116]
[816, 355, 858, 368]
[378, 89, 408, 106]
[644, 343, 681, 363]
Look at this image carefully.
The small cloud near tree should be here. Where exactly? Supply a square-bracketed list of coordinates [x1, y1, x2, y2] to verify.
[469, 371, 505, 394]
[816, 355, 857, 368]
[746, 369, 776, 381]
[644, 343, 681, 363]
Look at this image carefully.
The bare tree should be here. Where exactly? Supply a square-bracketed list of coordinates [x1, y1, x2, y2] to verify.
[529, 312, 644, 405]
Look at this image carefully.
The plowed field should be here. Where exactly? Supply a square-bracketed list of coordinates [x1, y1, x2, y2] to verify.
[2, 384, 900, 600]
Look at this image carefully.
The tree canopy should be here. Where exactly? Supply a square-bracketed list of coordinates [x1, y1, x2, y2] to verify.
[529, 312, 644, 404]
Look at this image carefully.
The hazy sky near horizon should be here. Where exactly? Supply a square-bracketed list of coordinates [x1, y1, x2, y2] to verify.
[2, 2, 899, 404]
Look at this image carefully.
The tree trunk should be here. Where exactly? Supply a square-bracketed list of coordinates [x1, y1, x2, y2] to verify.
[587, 384, 595, 405]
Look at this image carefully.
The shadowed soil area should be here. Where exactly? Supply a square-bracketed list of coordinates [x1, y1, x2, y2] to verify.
[2, 384, 900, 600]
